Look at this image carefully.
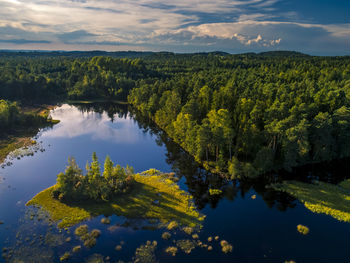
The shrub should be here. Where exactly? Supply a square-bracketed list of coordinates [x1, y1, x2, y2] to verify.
[162, 232, 171, 240]
[74, 225, 88, 237]
[297, 224, 309, 235]
[59, 252, 71, 261]
[165, 246, 178, 256]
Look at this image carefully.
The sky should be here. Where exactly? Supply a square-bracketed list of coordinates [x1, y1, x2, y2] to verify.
[0, 0, 350, 55]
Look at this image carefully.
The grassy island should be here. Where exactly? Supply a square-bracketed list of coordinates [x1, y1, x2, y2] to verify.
[272, 179, 350, 222]
[26, 153, 204, 228]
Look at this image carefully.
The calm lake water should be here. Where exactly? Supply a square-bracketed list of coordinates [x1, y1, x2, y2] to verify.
[0, 103, 349, 262]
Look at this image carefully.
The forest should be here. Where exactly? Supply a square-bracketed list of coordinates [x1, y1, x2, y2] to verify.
[1, 51, 350, 178]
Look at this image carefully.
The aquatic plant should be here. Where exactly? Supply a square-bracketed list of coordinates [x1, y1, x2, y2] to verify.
[91, 229, 101, 238]
[86, 253, 105, 263]
[101, 217, 111, 224]
[165, 246, 178, 256]
[297, 224, 310, 235]
[84, 237, 97, 248]
[75, 225, 89, 237]
[74, 225, 100, 248]
[59, 252, 71, 261]
[133, 241, 157, 263]
[176, 239, 196, 254]
[3, 244, 54, 263]
[272, 179, 350, 222]
[161, 232, 171, 240]
[182, 227, 194, 235]
[220, 240, 233, 253]
[115, 245, 122, 251]
[72, 245, 81, 253]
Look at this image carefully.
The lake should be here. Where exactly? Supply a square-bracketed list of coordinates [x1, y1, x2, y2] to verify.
[0, 103, 349, 263]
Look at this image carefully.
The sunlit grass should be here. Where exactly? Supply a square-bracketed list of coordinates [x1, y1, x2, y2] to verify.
[272, 179, 350, 222]
[26, 170, 205, 228]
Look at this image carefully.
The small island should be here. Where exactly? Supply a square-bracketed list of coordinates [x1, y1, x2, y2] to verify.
[27, 153, 204, 228]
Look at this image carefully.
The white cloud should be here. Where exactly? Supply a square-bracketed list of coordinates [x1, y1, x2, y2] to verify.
[0, 0, 349, 54]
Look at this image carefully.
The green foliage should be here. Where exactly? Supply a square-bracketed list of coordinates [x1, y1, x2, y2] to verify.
[127, 54, 350, 177]
[55, 153, 134, 201]
[209, 189, 223, 195]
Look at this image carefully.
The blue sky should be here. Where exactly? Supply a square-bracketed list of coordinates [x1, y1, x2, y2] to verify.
[0, 0, 349, 55]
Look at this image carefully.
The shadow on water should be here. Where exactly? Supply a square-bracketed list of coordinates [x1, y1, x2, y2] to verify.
[72, 102, 350, 213]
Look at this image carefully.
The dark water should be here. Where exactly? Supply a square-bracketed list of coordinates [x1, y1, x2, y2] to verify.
[0, 103, 349, 263]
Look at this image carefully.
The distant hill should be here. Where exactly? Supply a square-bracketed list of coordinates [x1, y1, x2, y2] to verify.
[0, 50, 156, 58]
[0, 50, 311, 59]
[257, 51, 310, 57]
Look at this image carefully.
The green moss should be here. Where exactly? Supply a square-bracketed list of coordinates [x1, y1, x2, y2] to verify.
[272, 179, 350, 222]
[297, 224, 310, 235]
[26, 171, 204, 228]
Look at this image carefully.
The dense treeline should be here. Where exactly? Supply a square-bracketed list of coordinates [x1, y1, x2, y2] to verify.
[0, 56, 151, 102]
[128, 54, 350, 177]
[54, 153, 134, 201]
[1, 52, 350, 177]
[0, 99, 50, 137]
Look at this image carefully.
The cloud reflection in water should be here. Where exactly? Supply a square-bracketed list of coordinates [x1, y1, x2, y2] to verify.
[41, 104, 141, 144]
